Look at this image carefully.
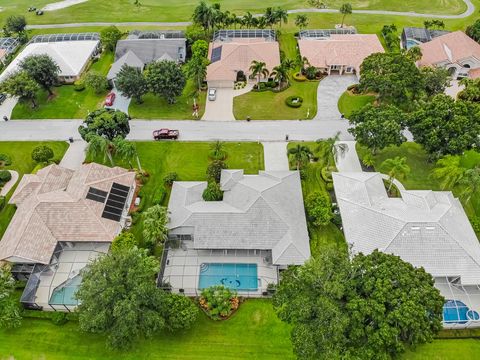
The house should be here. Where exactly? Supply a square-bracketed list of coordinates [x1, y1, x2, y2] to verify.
[161, 170, 310, 296]
[107, 30, 186, 82]
[206, 29, 281, 88]
[0, 37, 20, 64]
[0, 163, 136, 311]
[401, 27, 450, 50]
[333, 171, 480, 328]
[418, 31, 480, 80]
[298, 30, 384, 76]
[0, 33, 101, 83]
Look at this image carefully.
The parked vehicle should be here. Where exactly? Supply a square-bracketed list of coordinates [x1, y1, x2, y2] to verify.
[153, 129, 179, 140]
[208, 88, 217, 101]
[0, 93, 6, 105]
[105, 92, 116, 106]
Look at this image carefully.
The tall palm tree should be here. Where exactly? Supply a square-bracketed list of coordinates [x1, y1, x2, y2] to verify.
[264, 7, 276, 29]
[271, 64, 289, 89]
[249, 60, 269, 83]
[274, 8, 288, 28]
[256, 16, 266, 29]
[113, 136, 142, 172]
[459, 166, 480, 203]
[339, 3, 353, 28]
[380, 156, 410, 192]
[86, 134, 114, 166]
[242, 12, 254, 29]
[295, 14, 309, 30]
[209, 140, 227, 160]
[192, 1, 213, 32]
[288, 145, 312, 170]
[431, 155, 466, 190]
[316, 131, 347, 167]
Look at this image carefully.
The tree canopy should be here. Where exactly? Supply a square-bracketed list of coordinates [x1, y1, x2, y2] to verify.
[142, 205, 169, 247]
[420, 66, 450, 97]
[0, 264, 22, 329]
[31, 145, 54, 163]
[3, 15, 27, 41]
[19, 54, 60, 95]
[100, 26, 122, 52]
[466, 19, 480, 43]
[78, 109, 130, 141]
[115, 64, 148, 104]
[273, 249, 444, 360]
[0, 71, 40, 108]
[145, 60, 186, 104]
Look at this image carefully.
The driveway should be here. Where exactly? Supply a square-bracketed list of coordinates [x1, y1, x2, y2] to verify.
[59, 140, 88, 170]
[202, 84, 253, 121]
[105, 88, 131, 114]
[262, 142, 289, 171]
[0, 96, 18, 120]
[314, 75, 357, 121]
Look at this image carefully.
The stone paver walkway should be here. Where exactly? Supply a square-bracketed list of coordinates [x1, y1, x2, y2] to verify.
[262, 142, 289, 171]
[334, 141, 362, 172]
[59, 140, 87, 170]
[315, 75, 357, 121]
[0, 170, 19, 196]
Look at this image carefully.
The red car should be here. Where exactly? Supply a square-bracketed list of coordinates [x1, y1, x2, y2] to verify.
[153, 129, 179, 140]
[105, 92, 116, 106]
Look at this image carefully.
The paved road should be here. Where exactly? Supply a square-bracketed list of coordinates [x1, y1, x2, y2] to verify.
[26, 0, 475, 29]
[0, 119, 353, 142]
[315, 75, 357, 121]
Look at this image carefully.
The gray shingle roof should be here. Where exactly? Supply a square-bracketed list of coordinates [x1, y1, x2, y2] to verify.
[107, 50, 144, 80]
[114, 38, 186, 65]
[168, 170, 310, 265]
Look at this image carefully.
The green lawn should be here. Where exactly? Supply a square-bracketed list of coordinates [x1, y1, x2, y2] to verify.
[129, 80, 207, 120]
[0, 0, 466, 25]
[0, 141, 69, 238]
[403, 339, 480, 360]
[338, 91, 376, 118]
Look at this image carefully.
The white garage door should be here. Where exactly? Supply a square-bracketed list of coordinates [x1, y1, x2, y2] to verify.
[207, 80, 234, 88]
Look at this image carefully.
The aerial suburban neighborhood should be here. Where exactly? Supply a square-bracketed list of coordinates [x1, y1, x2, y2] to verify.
[0, 0, 479, 359]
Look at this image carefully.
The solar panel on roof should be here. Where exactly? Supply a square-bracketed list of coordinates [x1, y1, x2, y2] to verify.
[211, 46, 222, 63]
[86, 187, 108, 203]
[101, 183, 130, 222]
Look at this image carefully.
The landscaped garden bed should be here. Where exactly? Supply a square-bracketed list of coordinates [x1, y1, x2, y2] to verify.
[198, 285, 240, 320]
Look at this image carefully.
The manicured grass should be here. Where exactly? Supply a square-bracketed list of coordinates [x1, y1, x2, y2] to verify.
[0, 299, 295, 360]
[129, 80, 207, 120]
[403, 339, 480, 359]
[89, 51, 114, 75]
[0, 141, 69, 238]
[337, 91, 375, 118]
[0, 0, 466, 25]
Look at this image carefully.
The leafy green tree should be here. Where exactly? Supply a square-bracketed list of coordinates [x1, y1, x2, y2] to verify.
[202, 181, 223, 201]
[305, 192, 332, 226]
[192, 1, 215, 32]
[424, 19, 445, 30]
[207, 160, 227, 183]
[142, 205, 169, 247]
[0, 264, 22, 329]
[191, 39, 209, 58]
[458, 77, 480, 102]
[273, 248, 444, 360]
[408, 95, 480, 158]
[115, 64, 147, 104]
[459, 166, 480, 203]
[381, 24, 399, 51]
[112, 136, 142, 171]
[339, 3, 352, 28]
[79, 108, 130, 141]
[76, 247, 197, 349]
[85, 72, 109, 95]
[295, 14, 309, 30]
[0, 71, 39, 108]
[185, 24, 209, 44]
[380, 156, 410, 192]
[349, 104, 406, 154]
[405, 45, 423, 62]
[19, 55, 60, 95]
[145, 60, 186, 104]
[421, 66, 450, 97]
[466, 19, 480, 43]
[359, 53, 423, 105]
[86, 134, 115, 166]
[100, 26, 122, 52]
[185, 55, 209, 91]
[288, 145, 312, 170]
[249, 60, 269, 83]
[31, 145, 54, 163]
[431, 155, 466, 189]
[163, 172, 178, 187]
[3, 15, 27, 40]
[111, 232, 137, 253]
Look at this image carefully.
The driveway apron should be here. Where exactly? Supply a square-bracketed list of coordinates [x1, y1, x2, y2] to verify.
[315, 75, 357, 121]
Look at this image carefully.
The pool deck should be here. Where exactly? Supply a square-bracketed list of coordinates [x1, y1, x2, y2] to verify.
[163, 243, 278, 297]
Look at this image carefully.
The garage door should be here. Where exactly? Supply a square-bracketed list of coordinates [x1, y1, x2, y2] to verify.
[208, 80, 234, 88]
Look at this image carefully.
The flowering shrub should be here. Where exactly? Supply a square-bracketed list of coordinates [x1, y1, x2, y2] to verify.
[199, 285, 239, 320]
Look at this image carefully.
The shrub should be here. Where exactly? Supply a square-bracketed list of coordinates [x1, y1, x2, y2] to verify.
[152, 186, 167, 205]
[265, 80, 277, 88]
[51, 311, 69, 325]
[199, 285, 239, 320]
[470, 216, 480, 234]
[325, 182, 334, 191]
[74, 80, 86, 91]
[285, 96, 303, 108]
[347, 84, 359, 94]
[202, 182, 223, 201]
[85, 72, 109, 95]
[111, 232, 137, 253]
[320, 166, 334, 183]
[305, 191, 333, 226]
[293, 72, 307, 82]
[31, 145, 54, 163]
[206, 160, 227, 183]
[0, 153, 12, 167]
[163, 172, 178, 187]
[0, 170, 11, 184]
[305, 66, 317, 80]
[0, 196, 5, 211]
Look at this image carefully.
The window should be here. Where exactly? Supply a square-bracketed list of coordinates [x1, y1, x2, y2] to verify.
[345, 67, 353, 73]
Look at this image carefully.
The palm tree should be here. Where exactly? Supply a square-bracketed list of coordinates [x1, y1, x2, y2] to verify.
[274, 8, 288, 28]
[249, 60, 269, 83]
[113, 137, 142, 172]
[186, 56, 208, 91]
[192, 1, 213, 32]
[339, 3, 352, 28]
[295, 14, 309, 30]
[142, 205, 169, 247]
[431, 155, 466, 190]
[317, 131, 347, 167]
[264, 7, 276, 28]
[459, 166, 480, 203]
[288, 145, 312, 170]
[86, 134, 114, 166]
[256, 16, 267, 29]
[380, 157, 410, 192]
[242, 12, 254, 29]
[209, 140, 227, 160]
[271, 64, 289, 89]
[282, 59, 296, 71]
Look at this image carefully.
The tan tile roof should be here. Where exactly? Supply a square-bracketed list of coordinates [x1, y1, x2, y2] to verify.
[298, 34, 384, 73]
[0, 163, 136, 264]
[418, 31, 480, 67]
[206, 38, 281, 82]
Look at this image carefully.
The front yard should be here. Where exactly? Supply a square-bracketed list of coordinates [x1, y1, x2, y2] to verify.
[337, 91, 375, 118]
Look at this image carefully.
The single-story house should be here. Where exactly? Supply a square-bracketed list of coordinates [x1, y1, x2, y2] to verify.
[0, 163, 136, 311]
[107, 30, 186, 82]
[418, 31, 480, 80]
[0, 33, 100, 83]
[333, 171, 480, 328]
[298, 31, 384, 76]
[401, 27, 450, 50]
[206, 30, 281, 88]
[162, 170, 310, 296]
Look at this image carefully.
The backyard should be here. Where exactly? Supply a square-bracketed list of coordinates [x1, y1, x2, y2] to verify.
[0, 141, 69, 238]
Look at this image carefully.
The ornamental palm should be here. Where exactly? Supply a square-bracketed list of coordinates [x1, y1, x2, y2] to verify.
[274, 8, 288, 28]
[264, 7, 276, 28]
[339, 3, 352, 28]
[271, 64, 289, 89]
[288, 145, 312, 170]
[380, 156, 410, 192]
[249, 60, 269, 83]
[431, 155, 466, 190]
[86, 134, 114, 166]
[459, 166, 480, 203]
[113, 136, 142, 171]
[142, 205, 169, 247]
[316, 131, 347, 167]
[242, 12, 254, 29]
[295, 14, 309, 30]
[192, 1, 213, 32]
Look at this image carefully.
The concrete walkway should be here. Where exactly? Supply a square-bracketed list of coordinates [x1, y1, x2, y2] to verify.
[334, 141, 362, 172]
[0, 170, 19, 196]
[0, 97, 18, 120]
[59, 140, 87, 170]
[315, 75, 357, 121]
[262, 142, 289, 171]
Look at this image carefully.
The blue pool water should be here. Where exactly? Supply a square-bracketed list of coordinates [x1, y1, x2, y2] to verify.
[443, 300, 480, 324]
[406, 39, 420, 49]
[198, 263, 258, 291]
[49, 275, 82, 306]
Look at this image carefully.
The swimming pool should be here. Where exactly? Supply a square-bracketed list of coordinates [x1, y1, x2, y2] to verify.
[443, 300, 480, 324]
[198, 263, 258, 291]
[405, 39, 420, 49]
[49, 275, 82, 306]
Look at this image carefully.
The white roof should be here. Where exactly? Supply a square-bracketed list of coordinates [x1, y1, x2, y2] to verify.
[0, 40, 99, 82]
[333, 172, 480, 285]
[168, 170, 310, 265]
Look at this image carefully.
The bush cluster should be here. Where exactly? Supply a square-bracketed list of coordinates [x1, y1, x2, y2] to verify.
[199, 285, 239, 320]
[0, 153, 12, 167]
[163, 172, 178, 187]
[0, 170, 12, 184]
[285, 96, 303, 108]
